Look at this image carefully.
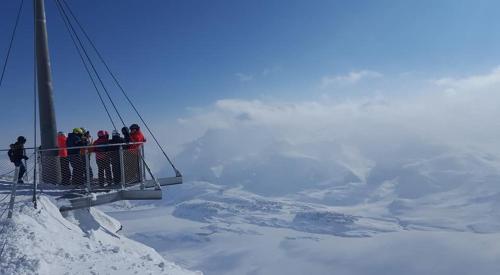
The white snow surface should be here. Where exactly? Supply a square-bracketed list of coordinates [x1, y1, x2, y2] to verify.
[101, 114, 500, 273]
[102, 181, 500, 275]
[0, 195, 201, 275]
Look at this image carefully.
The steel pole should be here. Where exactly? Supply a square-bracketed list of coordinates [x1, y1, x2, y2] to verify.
[35, 0, 61, 184]
[7, 167, 20, 219]
[85, 148, 91, 192]
[119, 146, 125, 189]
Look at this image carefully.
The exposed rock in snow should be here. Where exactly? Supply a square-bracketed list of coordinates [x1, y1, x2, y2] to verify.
[0, 196, 201, 275]
[292, 211, 358, 234]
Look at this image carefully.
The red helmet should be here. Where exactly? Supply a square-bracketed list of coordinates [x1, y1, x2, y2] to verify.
[97, 130, 106, 137]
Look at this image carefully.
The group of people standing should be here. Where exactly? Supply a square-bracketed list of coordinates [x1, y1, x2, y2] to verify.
[7, 124, 146, 185]
[57, 123, 146, 186]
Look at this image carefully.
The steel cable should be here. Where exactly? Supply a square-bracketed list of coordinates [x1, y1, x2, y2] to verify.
[54, 0, 127, 128]
[61, 0, 181, 175]
[0, 0, 24, 89]
[52, 0, 118, 131]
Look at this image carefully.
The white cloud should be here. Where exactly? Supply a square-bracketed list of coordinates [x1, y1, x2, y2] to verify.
[174, 95, 492, 153]
[235, 73, 254, 82]
[149, 65, 500, 180]
[321, 70, 383, 88]
[163, 67, 500, 158]
[434, 66, 500, 91]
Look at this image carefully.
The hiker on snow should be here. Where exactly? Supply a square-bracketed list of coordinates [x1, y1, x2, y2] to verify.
[8, 136, 28, 183]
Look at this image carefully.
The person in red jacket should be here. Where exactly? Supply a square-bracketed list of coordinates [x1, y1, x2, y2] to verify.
[128, 124, 146, 183]
[129, 124, 146, 149]
[93, 130, 112, 186]
[57, 132, 71, 185]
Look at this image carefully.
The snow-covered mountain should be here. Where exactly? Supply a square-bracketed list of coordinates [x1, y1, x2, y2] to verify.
[132, 120, 500, 274]
[0, 193, 201, 275]
[174, 126, 500, 203]
[174, 130, 358, 195]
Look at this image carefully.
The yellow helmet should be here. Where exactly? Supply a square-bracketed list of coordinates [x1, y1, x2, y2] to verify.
[73, 128, 83, 134]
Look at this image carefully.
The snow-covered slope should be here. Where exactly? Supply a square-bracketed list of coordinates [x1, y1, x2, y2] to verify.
[105, 181, 500, 275]
[173, 132, 500, 233]
[0, 196, 201, 275]
[116, 123, 500, 274]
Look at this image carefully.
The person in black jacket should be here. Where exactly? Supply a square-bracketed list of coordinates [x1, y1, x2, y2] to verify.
[121, 127, 131, 143]
[66, 128, 85, 185]
[120, 126, 135, 183]
[109, 130, 125, 185]
[8, 136, 28, 183]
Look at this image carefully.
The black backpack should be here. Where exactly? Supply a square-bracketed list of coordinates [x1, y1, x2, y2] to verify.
[7, 144, 15, 163]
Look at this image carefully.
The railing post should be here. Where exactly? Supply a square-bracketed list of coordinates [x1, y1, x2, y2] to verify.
[8, 167, 20, 219]
[23, 158, 28, 183]
[38, 150, 43, 184]
[140, 144, 146, 190]
[142, 144, 146, 181]
[33, 149, 38, 209]
[119, 145, 125, 189]
[85, 148, 91, 192]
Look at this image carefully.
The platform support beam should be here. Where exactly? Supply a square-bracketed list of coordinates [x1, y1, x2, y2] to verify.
[59, 189, 162, 212]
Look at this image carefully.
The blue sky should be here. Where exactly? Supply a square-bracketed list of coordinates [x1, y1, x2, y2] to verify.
[1, 0, 500, 145]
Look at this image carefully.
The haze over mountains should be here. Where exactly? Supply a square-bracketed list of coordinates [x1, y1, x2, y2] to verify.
[119, 68, 500, 274]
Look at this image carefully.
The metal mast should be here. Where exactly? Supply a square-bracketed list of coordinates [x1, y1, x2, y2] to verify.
[35, 0, 61, 183]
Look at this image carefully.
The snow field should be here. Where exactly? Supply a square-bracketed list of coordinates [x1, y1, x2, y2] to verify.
[0, 195, 201, 275]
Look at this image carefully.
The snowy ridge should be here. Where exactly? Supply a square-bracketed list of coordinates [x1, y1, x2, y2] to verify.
[0, 196, 201, 275]
[168, 182, 401, 237]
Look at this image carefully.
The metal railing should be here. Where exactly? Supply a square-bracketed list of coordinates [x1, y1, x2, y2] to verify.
[0, 142, 157, 189]
[35, 142, 156, 191]
[0, 141, 164, 215]
[7, 167, 19, 218]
